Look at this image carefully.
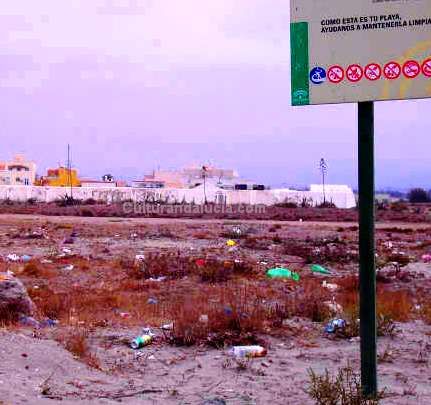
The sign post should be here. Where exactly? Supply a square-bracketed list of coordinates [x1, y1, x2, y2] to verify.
[290, 0, 431, 397]
[358, 101, 376, 396]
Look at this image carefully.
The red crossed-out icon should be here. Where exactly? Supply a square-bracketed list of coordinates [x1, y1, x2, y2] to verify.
[402, 60, 420, 79]
[346, 64, 363, 82]
[421, 58, 431, 77]
[327, 65, 344, 83]
[383, 61, 401, 80]
[364, 63, 382, 81]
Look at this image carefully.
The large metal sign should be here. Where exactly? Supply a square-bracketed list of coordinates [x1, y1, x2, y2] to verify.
[290, 0, 431, 105]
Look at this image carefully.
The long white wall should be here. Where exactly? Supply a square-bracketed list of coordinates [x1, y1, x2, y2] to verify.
[0, 185, 357, 208]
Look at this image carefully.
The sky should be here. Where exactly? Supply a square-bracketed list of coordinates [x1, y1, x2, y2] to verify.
[0, 0, 429, 190]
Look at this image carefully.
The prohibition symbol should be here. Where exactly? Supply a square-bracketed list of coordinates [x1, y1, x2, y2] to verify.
[383, 62, 401, 80]
[327, 65, 344, 83]
[346, 64, 363, 82]
[421, 58, 431, 77]
[364, 63, 381, 81]
[402, 60, 420, 79]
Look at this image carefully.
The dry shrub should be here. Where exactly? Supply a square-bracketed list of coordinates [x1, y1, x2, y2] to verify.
[136, 251, 191, 280]
[21, 261, 53, 278]
[377, 290, 412, 322]
[166, 283, 269, 347]
[291, 278, 332, 322]
[307, 363, 385, 404]
[56, 327, 100, 368]
[242, 236, 271, 250]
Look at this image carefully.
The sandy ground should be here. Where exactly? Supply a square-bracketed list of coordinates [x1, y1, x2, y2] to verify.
[0, 214, 430, 404]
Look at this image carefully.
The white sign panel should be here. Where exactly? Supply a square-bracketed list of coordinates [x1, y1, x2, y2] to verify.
[290, 0, 431, 105]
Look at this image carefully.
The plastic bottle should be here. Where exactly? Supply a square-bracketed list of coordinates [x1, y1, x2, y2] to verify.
[228, 345, 267, 358]
[131, 334, 153, 349]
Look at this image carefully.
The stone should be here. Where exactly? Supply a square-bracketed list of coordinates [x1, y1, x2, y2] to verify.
[0, 273, 35, 321]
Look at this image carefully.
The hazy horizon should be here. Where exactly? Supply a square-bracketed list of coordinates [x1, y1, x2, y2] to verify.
[1, 1, 430, 190]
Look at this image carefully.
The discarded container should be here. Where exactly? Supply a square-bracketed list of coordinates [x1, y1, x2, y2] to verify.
[226, 240, 237, 247]
[147, 297, 158, 305]
[324, 318, 346, 334]
[21, 255, 32, 263]
[310, 264, 331, 275]
[228, 345, 267, 358]
[131, 334, 153, 349]
[267, 268, 300, 281]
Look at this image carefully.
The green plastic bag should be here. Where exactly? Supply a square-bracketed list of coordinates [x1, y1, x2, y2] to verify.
[310, 264, 331, 275]
[266, 268, 300, 281]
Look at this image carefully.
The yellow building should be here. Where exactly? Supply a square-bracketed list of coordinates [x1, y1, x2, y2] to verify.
[37, 167, 81, 187]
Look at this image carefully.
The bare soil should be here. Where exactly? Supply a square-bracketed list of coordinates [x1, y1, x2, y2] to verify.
[0, 213, 430, 404]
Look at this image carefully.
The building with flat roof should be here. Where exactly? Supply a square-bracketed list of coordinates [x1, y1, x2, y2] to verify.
[36, 167, 81, 187]
[0, 154, 37, 185]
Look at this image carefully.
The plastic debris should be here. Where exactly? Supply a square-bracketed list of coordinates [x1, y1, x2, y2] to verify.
[62, 264, 74, 272]
[199, 314, 209, 323]
[267, 267, 300, 281]
[422, 254, 431, 263]
[147, 277, 166, 282]
[61, 247, 73, 255]
[322, 280, 339, 291]
[226, 240, 237, 247]
[40, 319, 59, 328]
[324, 318, 346, 334]
[18, 315, 40, 328]
[63, 237, 75, 245]
[310, 264, 331, 275]
[228, 345, 267, 358]
[324, 300, 343, 314]
[195, 258, 206, 267]
[21, 255, 32, 263]
[147, 297, 158, 305]
[231, 226, 242, 238]
[135, 254, 145, 262]
[6, 254, 20, 262]
[131, 334, 153, 349]
[161, 323, 173, 330]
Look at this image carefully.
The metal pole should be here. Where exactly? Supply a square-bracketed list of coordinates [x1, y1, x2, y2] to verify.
[358, 101, 377, 397]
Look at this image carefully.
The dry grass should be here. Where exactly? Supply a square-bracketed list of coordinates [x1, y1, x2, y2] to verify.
[55, 327, 100, 368]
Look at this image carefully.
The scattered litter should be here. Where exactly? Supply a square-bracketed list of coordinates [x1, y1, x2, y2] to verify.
[324, 300, 343, 314]
[70, 231, 79, 237]
[228, 345, 267, 358]
[322, 280, 338, 291]
[131, 334, 153, 349]
[41, 259, 53, 264]
[226, 240, 237, 247]
[199, 314, 209, 323]
[40, 319, 59, 328]
[18, 315, 40, 328]
[6, 254, 20, 262]
[130, 233, 138, 239]
[61, 247, 73, 255]
[195, 258, 206, 267]
[62, 264, 74, 272]
[310, 264, 331, 275]
[63, 237, 75, 245]
[267, 267, 300, 281]
[147, 298, 158, 305]
[147, 277, 166, 282]
[21, 255, 32, 263]
[422, 254, 431, 263]
[135, 254, 145, 262]
[223, 306, 233, 316]
[231, 226, 242, 238]
[119, 312, 130, 319]
[161, 323, 173, 330]
[324, 318, 346, 334]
